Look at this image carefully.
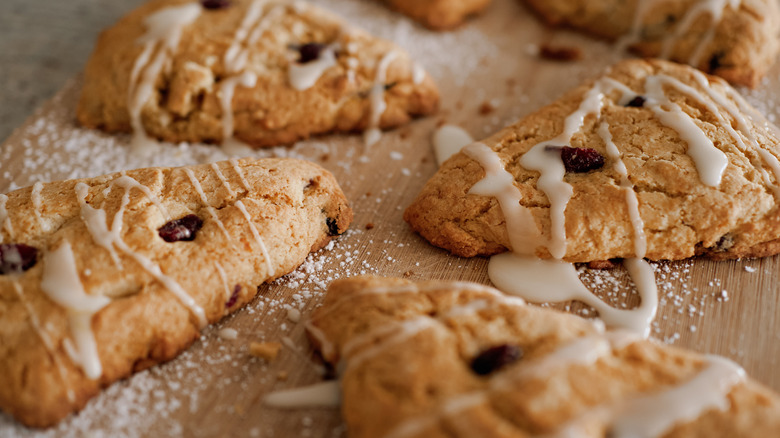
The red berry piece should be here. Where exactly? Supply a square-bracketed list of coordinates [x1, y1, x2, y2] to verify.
[158, 215, 203, 242]
[298, 43, 326, 64]
[625, 96, 646, 108]
[225, 285, 241, 308]
[201, 0, 231, 10]
[471, 344, 523, 375]
[0, 243, 38, 274]
[559, 146, 605, 173]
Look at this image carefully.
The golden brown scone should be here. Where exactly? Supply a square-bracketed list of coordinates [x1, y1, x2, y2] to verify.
[405, 59, 780, 262]
[77, 0, 439, 148]
[521, 0, 780, 88]
[306, 276, 780, 438]
[0, 158, 352, 427]
[379, 0, 492, 30]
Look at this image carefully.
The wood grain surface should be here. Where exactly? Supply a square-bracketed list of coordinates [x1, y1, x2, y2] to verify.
[1, 0, 779, 436]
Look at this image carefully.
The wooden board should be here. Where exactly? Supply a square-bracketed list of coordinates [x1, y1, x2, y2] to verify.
[2, 0, 779, 436]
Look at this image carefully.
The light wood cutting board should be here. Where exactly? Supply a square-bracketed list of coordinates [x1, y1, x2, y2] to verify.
[1, 0, 779, 436]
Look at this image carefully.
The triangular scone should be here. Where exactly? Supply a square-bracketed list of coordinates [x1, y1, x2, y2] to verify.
[379, 0, 492, 30]
[306, 276, 780, 437]
[405, 59, 780, 262]
[521, 0, 780, 88]
[0, 158, 352, 427]
[77, 0, 439, 149]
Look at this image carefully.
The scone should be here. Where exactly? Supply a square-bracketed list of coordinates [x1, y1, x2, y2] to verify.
[379, 0, 492, 30]
[0, 158, 352, 427]
[305, 276, 780, 437]
[77, 0, 439, 149]
[405, 59, 780, 262]
[521, 0, 780, 88]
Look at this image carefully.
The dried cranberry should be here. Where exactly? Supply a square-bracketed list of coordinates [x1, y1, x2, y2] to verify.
[471, 344, 523, 375]
[226, 285, 241, 308]
[0, 244, 38, 275]
[298, 43, 326, 64]
[201, 0, 231, 9]
[558, 146, 605, 173]
[326, 217, 341, 236]
[625, 96, 646, 108]
[158, 215, 203, 242]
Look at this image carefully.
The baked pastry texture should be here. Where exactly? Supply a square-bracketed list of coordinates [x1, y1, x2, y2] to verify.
[77, 0, 439, 148]
[379, 0, 492, 30]
[405, 59, 780, 262]
[521, 0, 780, 88]
[0, 158, 352, 427]
[306, 276, 780, 437]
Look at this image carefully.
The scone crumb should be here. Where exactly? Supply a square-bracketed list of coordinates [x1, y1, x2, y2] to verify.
[403, 270, 414, 278]
[587, 260, 619, 270]
[218, 328, 239, 340]
[539, 44, 582, 61]
[479, 100, 496, 115]
[365, 223, 375, 230]
[277, 371, 289, 381]
[249, 341, 282, 361]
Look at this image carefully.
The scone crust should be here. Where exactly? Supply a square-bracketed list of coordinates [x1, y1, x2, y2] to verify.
[308, 276, 780, 438]
[521, 0, 780, 88]
[0, 158, 352, 427]
[405, 59, 780, 262]
[76, 0, 439, 147]
[383, 0, 492, 30]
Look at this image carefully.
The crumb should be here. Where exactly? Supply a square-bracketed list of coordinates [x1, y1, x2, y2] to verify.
[365, 223, 375, 230]
[249, 341, 282, 361]
[421, 156, 429, 164]
[744, 266, 756, 273]
[277, 371, 289, 381]
[403, 270, 414, 278]
[539, 44, 582, 62]
[320, 153, 330, 162]
[479, 101, 495, 115]
[365, 191, 372, 197]
[399, 128, 411, 139]
[287, 308, 301, 323]
[218, 328, 238, 340]
[436, 118, 447, 128]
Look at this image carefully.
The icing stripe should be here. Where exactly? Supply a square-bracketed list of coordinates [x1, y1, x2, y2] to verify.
[210, 162, 237, 197]
[234, 200, 274, 276]
[364, 51, 399, 147]
[40, 241, 111, 380]
[183, 168, 233, 242]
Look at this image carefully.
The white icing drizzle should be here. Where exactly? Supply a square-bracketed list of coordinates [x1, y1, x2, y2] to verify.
[214, 261, 233, 302]
[75, 183, 123, 268]
[288, 45, 338, 91]
[465, 143, 544, 256]
[488, 255, 657, 337]
[224, 1, 287, 74]
[183, 168, 233, 242]
[218, 71, 258, 154]
[364, 51, 399, 148]
[234, 200, 274, 275]
[433, 124, 474, 166]
[113, 174, 170, 219]
[620, 0, 742, 67]
[599, 121, 647, 257]
[643, 75, 728, 187]
[40, 241, 111, 380]
[31, 182, 47, 231]
[0, 194, 12, 242]
[76, 181, 207, 328]
[128, 3, 202, 153]
[345, 316, 438, 372]
[552, 356, 745, 438]
[210, 162, 237, 197]
[12, 282, 76, 402]
[264, 381, 341, 408]
[229, 158, 253, 192]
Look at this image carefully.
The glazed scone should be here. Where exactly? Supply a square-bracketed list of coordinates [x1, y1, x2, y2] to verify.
[405, 59, 780, 262]
[521, 0, 780, 88]
[306, 276, 780, 438]
[379, 0, 492, 30]
[0, 158, 352, 427]
[77, 0, 439, 149]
